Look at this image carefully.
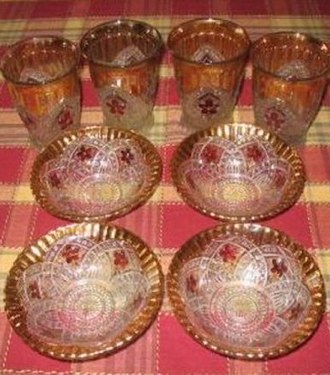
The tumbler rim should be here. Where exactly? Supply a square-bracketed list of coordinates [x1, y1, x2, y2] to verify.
[80, 18, 163, 68]
[251, 31, 330, 82]
[167, 17, 251, 66]
[0, 35, 80, 86]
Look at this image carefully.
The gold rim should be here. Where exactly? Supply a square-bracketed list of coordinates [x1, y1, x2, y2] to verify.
[167, 223, 325, 360]
[5, 222, 164, 361]
[171, 123, 305, 222]
[31, 126, 163, 222]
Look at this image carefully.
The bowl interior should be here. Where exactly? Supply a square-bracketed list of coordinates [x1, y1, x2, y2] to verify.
[172, 124, 305, 221]
[6, 223, 163, 360]
[167, 224, 325, 359]
[32, 127, 162, 222]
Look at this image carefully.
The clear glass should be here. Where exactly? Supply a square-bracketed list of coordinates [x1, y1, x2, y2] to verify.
[80, 19, 163, 132]
[31, 127, 162, 222]
[171, 123, 305, 222]
[168, 18, 250, 130]
[252, 32, 330, 144]
[1, 36, 81, 149]
[167, 223, 325, 359]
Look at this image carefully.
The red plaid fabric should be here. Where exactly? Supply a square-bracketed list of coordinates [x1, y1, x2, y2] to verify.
[0, 1, 330, 373]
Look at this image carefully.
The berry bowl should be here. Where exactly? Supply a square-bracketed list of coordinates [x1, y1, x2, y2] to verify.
[167, 223, 325, 360]
[31, 126, 162, 222]
[171, 123, 305, 222]
[5, 223, 164, 361]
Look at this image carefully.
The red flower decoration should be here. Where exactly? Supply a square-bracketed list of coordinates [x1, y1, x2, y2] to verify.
[106, 95, 127, 116]
[264, 106, 286, 130]
[219, 243, 237, 263]
[273, 169, 287, 189]
[121, 148, 134, 164]
[48, 171, 62, 188]
[28, 281, 41, 299]
[201, 144, 221, 163]
[186, 274, 198, 294]
[198, 93, 220, 115]
[286, 303, 302, 321]
[114, 250, 129, 268]
[245, 145, 264, 163]
[271, 258, 287, 277]
[75, 145, 97, 161]
[57, 106, 74, 129]
[61, 245, 81, 264]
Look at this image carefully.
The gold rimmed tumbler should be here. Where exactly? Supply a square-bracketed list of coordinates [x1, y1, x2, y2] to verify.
[252, 32, 330, 144]
[168, 18, 250, 130]
[1, 36, 81, 149]
[80, 19, 163, 132]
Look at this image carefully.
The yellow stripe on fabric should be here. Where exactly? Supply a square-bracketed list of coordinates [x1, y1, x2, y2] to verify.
[0, 247, 22, 311]
[304, 184, 330, 203]
[0, 184, 34, 202]
[9, 182, 330, 205]
[0, 248, 22, 274]
[0, 185, 15, 201]
[7, 183, 330, 205]
[14, 185, 34, 202]
[1, 106, 330, 146]
[315, 251, 330, 312]
[2, 106, 330, 124]
[1, 16, 330, 44]
[270, 15, 324, 31]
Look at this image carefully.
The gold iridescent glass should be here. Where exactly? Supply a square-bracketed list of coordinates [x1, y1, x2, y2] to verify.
[5, 222, 164, 361]
[31, 126, 162, 222]
[167, 223, 325, 360]
[1, 36, 81, 149]
[80, 19, 163, 132]
[252, 32, 330, 144]
[171, 123, 305, 222]
[168, 18, 250, 130]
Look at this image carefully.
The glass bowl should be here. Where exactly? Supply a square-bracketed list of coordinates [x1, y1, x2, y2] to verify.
[5, 223, 164, 361]
[31, 126, 162, 222]
[167, 223, 325, 360]
[171, 123, 305, 222]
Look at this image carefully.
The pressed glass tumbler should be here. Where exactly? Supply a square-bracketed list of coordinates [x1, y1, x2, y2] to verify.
[1, 36, 81, 149]
[80, 19, 163, 132]
[168, 18, 250, 130]
[252, 32, 330, 144]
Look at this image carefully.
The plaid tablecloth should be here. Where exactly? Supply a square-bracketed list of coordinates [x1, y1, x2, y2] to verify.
[1, 0, 330, 374]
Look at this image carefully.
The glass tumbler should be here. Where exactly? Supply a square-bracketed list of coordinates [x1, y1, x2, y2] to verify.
[252, 32, 330, 144]
[1, 36, 81, 149]
[80, 19, 163, 132]
[168, 18, 250, 130]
